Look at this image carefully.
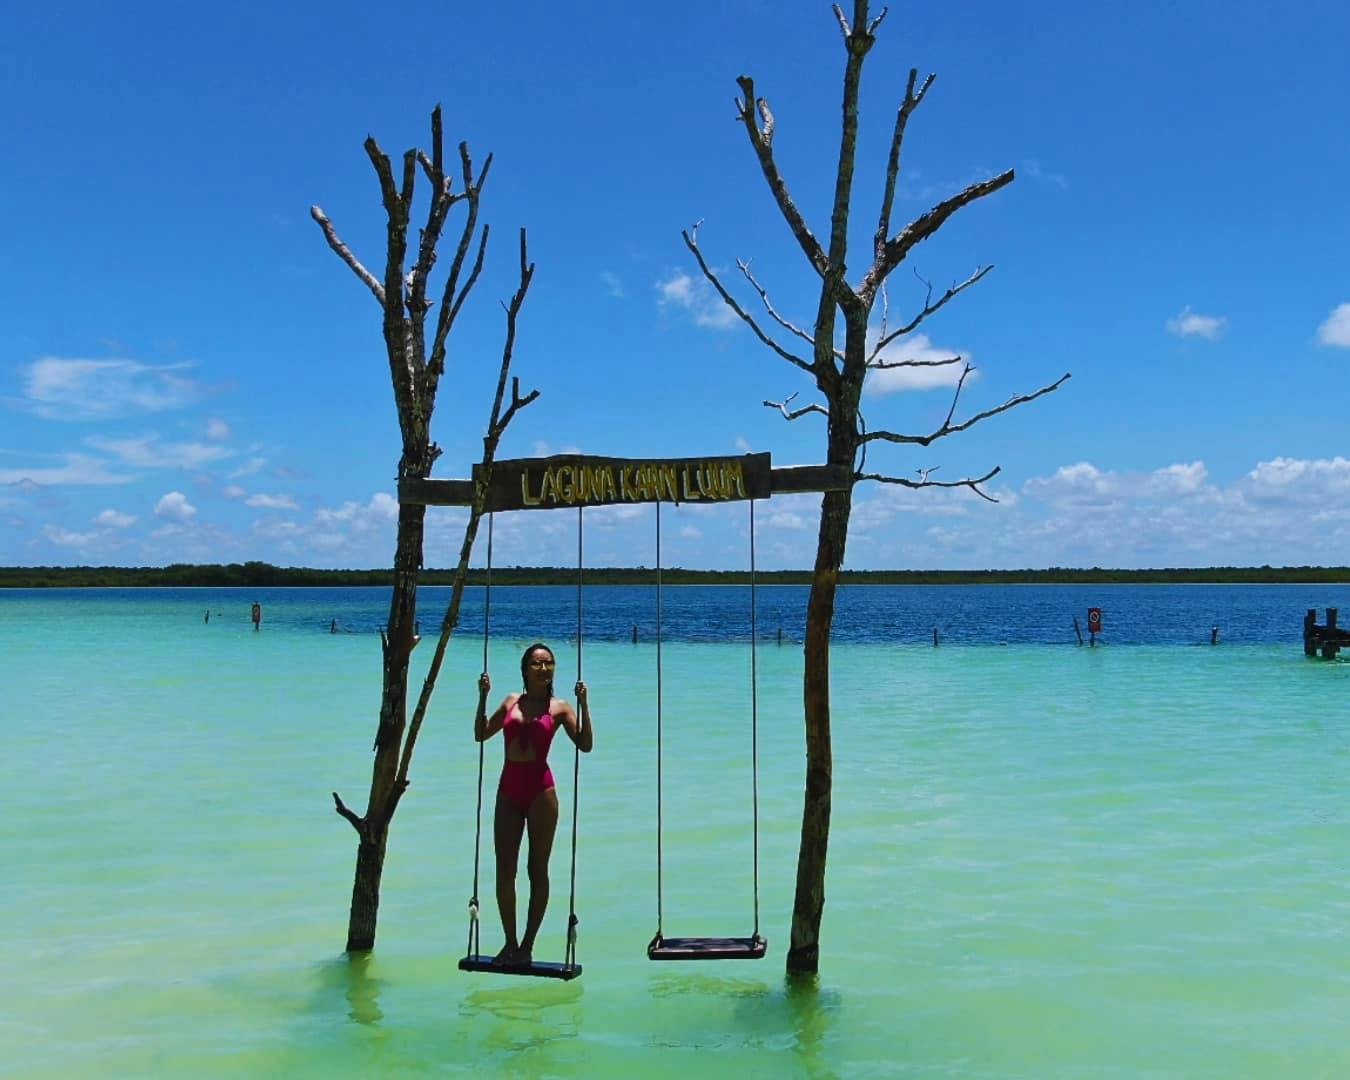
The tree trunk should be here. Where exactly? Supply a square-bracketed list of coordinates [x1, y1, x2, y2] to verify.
[788, 386, 858, 974]
[346, 494, 426, 951]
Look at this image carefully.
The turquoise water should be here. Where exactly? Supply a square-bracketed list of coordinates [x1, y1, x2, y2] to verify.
[3, 589, 1348, 1077]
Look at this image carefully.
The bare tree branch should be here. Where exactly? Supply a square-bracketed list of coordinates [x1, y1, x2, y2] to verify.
[867, 353, 963, 371]
[408, 109, 456, 326]
[396, 230, 539, 791]
[867, 5, 889, 34]
[332, 791, 364, 834]
[869, 264, 992, 361]
[861, 371, 1072, 446]
[874, 68, 935, 261]
[764, 391, 830, 421]
[941, 362, 974, 429]
[821, 5, 874, 321]
[734, 75, 829, 277]
[738, 259, 821, 351]
[310, 207, 385, 305]
[857, 464, 1002, 502]
[861, 169, 1014, 301]
[398, 148, 417, 215]
[427, 143, 493, 382]
[683, 224, 815, 374]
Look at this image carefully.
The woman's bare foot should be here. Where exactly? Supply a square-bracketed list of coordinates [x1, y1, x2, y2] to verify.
[515, 945, 533, 966]
[491, 943, 519, 966]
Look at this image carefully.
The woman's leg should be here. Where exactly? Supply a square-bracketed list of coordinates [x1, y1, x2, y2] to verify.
[493, 790, 527, 961]
[518, 787, 560, 961]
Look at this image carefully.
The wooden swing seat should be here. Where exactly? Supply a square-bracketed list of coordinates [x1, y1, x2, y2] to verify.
[647, 933, 767, 961]
[458, 954, 582, 980]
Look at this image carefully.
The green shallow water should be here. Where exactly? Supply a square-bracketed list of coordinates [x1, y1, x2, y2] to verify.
[3, 594, 1349, 1077]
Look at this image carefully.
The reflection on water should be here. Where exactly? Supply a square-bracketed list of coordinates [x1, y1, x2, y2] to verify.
[312, 952, 386, 1027]
[460, 978, 584, 1053]
[647, 970, 841, 1077]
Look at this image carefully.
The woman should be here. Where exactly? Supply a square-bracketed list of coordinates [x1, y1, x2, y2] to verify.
[475, 642, 594, 966]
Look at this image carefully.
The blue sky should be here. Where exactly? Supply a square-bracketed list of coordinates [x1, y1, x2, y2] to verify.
[3, 0, 1349, 571]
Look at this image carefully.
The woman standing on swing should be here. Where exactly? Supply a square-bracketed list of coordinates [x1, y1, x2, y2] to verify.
[475, 642, 594, 966]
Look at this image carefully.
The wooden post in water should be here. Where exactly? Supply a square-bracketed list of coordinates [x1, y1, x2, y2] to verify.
[1073, 615, 1083, 647]
[1324, 608, 1340, 660]
[1305, 609, 1318, 656]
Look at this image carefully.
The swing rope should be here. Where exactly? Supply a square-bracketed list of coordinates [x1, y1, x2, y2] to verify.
[466, 512, 492, 962]
[750, 498, 760, 938]
[655, 500, 664, 935]
[565, 507, 583, 967]
[464, 508, 583, 977]
[651, 498, 762, 957]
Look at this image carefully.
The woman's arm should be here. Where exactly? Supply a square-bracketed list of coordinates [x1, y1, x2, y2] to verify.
[560, 680, 594, 752]
[474, 674, 512, 742]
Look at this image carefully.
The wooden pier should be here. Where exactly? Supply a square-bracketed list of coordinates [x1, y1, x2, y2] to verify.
[1303, 608, 1350, 659]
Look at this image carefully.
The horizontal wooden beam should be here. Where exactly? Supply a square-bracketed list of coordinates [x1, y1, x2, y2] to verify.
[770, 463, 852, 495]
[398, 455, 852, 511]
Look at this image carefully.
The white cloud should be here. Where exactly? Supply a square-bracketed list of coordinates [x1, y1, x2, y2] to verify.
[600, 271, 624, 299]
[229, 457, 268, 478]
[656, 271, 738, 329]
[1147, 460, 1208, 496]
[86, 435, 232, 470]
[1166, 306, 1227, 341]
[1023, 461, 1121, 508]
[245, 493, 299, 511]
[1022, 159, 1068, 189]
[0, 452, 133, 486]
[1317, 302, 1350, 347]
[42, 524, 99, 547]
[222, 484, 246, 499]
[314, 492, 398, 528]
[206, 417, 231, 439]
[18, 357, 203, 419]
[94, 508, 136, 528]
[155, 491, 197, 521]
[865, 333, 970, 394]
[1244, 456, 1350, 503]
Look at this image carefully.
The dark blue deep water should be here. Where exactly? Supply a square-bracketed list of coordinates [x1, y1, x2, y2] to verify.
[7, 583, 1349, 647]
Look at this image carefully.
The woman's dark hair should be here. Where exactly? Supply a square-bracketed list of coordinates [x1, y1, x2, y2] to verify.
[520, 642, 555, 693]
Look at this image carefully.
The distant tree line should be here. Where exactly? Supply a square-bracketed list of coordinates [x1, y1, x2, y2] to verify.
[4, 561, 1350, 588]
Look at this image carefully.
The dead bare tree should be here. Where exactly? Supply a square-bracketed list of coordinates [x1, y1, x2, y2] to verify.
[312, 106, 538, 952]
[686, 2, 1069, 975]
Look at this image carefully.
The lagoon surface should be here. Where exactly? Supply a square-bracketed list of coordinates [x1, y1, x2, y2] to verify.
[3, 585, 1349, 1077]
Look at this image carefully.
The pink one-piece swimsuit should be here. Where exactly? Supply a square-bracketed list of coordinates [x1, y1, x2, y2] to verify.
[498, 701, 559, 813]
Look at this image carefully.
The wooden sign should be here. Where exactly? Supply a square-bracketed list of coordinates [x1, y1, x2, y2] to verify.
[471, 453, 772, 512]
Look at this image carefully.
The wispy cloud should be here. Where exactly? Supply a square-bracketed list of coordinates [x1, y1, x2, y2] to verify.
[601, 271, 624, 299]
[1022, 159, 1068, 189]
[86, 435, 233, 470]
[1166, 306, 1227, 341]
[17, 357, 204, 420]
[0, 451, 133, 486]
[245, 493, 299, 510]
[1317, 302, 1350, 347]
[206, 417, 231, 439]
[229, 457, 268, 479]
[43, 524, 99, 547]
[656, 271, 738, 329]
